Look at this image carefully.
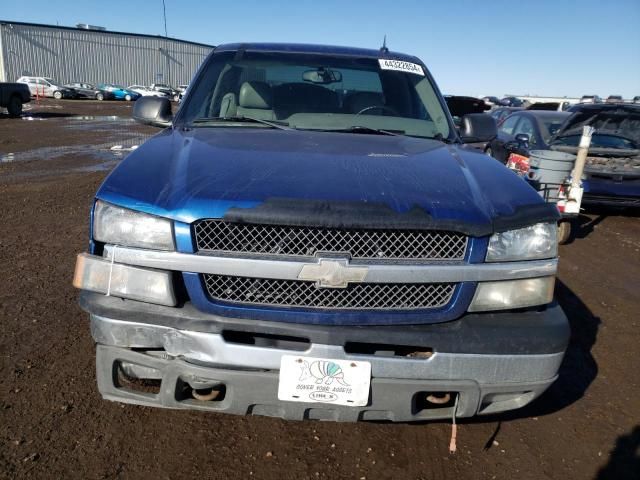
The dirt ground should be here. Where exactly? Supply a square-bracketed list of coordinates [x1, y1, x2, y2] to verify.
[1, 99, 638, 480]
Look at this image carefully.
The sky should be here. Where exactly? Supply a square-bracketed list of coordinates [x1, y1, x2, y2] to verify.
[2, 0, 639, 98]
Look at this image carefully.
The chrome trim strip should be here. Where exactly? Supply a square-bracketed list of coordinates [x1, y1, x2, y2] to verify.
[104, 245, 557, 283]
[91, 314, 564, 383]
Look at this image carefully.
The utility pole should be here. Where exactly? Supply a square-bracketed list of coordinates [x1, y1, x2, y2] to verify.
[162, 0, 168, 37]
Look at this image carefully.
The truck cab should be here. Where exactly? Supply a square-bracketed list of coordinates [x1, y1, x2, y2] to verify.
[73, 43, 568, 422]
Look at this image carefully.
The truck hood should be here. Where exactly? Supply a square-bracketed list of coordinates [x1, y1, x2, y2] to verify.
[97, 127, 557, 237]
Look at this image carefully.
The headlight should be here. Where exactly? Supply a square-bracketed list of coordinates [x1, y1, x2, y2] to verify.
[468, 276, 555, 312]
[93, 200, 174, 251]
[486, 223, 557, 262]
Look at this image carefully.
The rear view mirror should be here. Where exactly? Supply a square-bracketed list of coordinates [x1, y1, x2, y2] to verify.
[459, 113, 497, 143]
[302, 67, 343, 84]
[133, 96, 172, 128]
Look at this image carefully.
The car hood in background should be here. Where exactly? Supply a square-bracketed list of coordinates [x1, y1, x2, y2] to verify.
[97, 128, 557, 236]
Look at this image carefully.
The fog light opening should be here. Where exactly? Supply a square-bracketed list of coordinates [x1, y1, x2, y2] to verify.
[179, 380, 226, 403]
[413, 391, 456, 413]
[114, 360, 161, 395]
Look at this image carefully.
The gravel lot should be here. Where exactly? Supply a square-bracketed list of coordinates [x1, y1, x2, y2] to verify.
[1, 99, 638, 479]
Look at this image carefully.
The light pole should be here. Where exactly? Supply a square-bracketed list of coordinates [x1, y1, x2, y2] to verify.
[162, 0, 168, 37]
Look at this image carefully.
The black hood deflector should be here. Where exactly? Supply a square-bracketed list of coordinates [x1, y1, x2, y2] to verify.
[224, 198, 559, 237]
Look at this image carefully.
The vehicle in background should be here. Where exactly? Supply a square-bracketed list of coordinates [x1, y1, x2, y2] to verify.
[486, 110, 570, 163]
[445, 95, 490, 125]
[177, 84, 189, 101]
[64, 82, 113, 101]
[500, 96, 526, 107]
[489, 106, 524, 125]
[127, 85, 169, 97]
[633, 96, 640, 104]
[0, 82, 31, 116]
[549, 104, 640, 207]
[580, 95, 602, 104]
[150, 83, 179, 101]
[527, 101, 573, 112]
[16, 76, 75, 99]
[73, 42, 567, 423]
[481, 96, 503, 107]
[605, 95, 623, 104]
[96, 84, 141, 101]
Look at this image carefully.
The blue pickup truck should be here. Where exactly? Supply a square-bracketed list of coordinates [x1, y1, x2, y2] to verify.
[73, 43, 568, 422]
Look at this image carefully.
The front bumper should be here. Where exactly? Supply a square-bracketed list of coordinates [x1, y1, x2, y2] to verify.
[80, 291, 569, 422]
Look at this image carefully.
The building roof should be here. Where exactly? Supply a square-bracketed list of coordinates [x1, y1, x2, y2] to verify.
[0, 19, 214, 49]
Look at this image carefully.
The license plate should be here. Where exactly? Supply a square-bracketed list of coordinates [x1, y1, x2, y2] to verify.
[277, 355, 371, 407]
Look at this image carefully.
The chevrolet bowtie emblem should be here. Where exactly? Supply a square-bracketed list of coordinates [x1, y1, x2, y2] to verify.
[298, 259, 368, 289]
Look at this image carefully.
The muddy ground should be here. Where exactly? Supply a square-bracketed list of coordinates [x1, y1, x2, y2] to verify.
[0, 99, 638, 479]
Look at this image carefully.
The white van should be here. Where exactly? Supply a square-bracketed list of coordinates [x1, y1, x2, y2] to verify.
[16, 76, 74, 99]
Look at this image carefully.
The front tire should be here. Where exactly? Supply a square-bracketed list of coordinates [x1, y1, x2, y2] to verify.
[7, 95, 22, 117]
[96, 92, 104, 101]
[53, 91, 63, 100]
[124, 94, 132, 101]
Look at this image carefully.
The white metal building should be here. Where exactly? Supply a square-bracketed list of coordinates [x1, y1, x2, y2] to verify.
[0, 20, 213, 86]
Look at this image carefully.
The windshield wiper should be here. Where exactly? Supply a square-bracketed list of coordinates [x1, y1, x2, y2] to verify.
[190, 116, 290, 130]
[311, 126, 404, 136]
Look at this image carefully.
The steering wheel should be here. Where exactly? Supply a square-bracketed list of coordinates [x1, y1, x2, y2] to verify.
[355, 105, 399, 116]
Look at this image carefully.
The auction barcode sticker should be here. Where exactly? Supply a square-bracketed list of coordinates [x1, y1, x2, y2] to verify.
[378, 59, 424, 76]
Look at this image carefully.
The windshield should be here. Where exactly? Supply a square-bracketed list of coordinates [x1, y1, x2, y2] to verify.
[180, 50, 451, 139]
[540, 117, 568, 143]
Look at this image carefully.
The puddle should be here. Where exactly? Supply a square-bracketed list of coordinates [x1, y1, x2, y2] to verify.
[1, 114, 156, 180]
[1, 134, 150, 164]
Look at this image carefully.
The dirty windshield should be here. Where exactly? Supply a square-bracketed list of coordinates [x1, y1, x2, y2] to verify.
[180, 50, 451, 140]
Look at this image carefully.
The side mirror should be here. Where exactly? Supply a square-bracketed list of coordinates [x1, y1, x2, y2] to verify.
[133, 96, 172, 128]
[515, 133, 530, 145]
[459, 113, 497, 143]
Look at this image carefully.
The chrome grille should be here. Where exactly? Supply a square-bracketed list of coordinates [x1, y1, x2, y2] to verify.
[194, 221, 467, 260]
[202, 274, 456, 310]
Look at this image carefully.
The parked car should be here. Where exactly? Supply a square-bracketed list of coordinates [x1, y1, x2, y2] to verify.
[579, 95, 602, 104]
[633, 96, 640, 104]
[0, 82, 31, 116]
[481, 96, 503, 107]
[177, 84, 189, 101]
[127, 85, 169, 97]
[500, 96, 526, 107]
[150, 83, 179, 100]
[527, 101, 574, 112]
[605, 95, 623, 104]
[16, 76, 75, 99]
[64, 82, 113, 100]
[489, 106, 524, 125]
[96, 84, 141, 101]
[486, 110, 570, 162]
[73, 42, 566, 423]
[549, 104, 640, 207]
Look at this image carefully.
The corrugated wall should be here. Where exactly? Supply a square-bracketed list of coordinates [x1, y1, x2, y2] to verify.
[0, 22, 212, 86]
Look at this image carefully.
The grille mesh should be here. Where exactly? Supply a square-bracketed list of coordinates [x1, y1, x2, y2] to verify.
[194, 221, 467, 260]
[202, 274, 456, 310]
